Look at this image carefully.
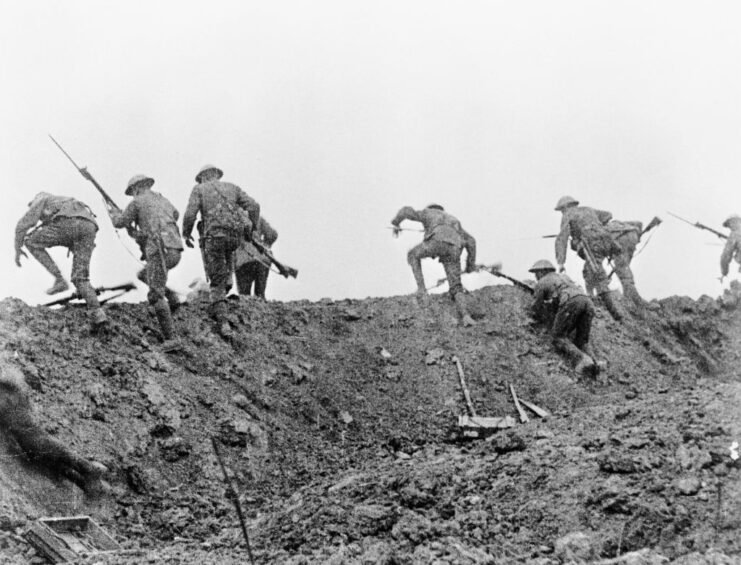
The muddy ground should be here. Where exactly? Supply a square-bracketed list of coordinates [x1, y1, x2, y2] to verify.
[0, 281, 740, 564]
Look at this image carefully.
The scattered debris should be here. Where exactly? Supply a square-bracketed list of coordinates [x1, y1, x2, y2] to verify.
[25, 516, 124, 564]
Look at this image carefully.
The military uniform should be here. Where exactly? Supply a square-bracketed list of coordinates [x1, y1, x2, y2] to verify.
[182, 166, 260, 335]
[15, 192, 107, 328]
[0, 372, 103, 495]
[555, 200, 623, 320]
[391, 205, 476, 325]
[531, 269, 597, 375]
[605, 219, 644, 306]
[235, 217, 278, 299]
[720, 215, 741, 278]
[111, 178, 183, 347]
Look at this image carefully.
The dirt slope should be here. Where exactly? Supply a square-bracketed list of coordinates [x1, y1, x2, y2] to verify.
[0, 283, 740, 564]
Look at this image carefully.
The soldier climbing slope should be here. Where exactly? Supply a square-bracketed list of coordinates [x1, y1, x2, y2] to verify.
[14, 192, 108, 332]
[110, 175, 184, 352]
[599, 218, 646, 309]
[390, 204, 476, 327]
[235, 217, 278, 299]
[182, 164, 260, 338]
[0, 365, 106, 497]
[529, 259, 600, 377]
[720, 214, 741, 282]
[554, 195, 623, 321]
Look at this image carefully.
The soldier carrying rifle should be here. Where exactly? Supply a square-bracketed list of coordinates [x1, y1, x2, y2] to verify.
[720, 214, 741, 282]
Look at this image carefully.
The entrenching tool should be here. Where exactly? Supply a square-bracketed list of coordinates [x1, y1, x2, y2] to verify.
[43, 282, 136, 307]
[452, 355, 515, 438]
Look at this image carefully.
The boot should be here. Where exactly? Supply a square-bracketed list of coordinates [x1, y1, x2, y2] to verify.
[90, 308, 109, 333]
[575, 354, 596, 377]
[46, 277, 70, 295]
[600, 291, 623, 322]
[154, 299, 180, 350]
[454, 293, 476, 327]
[211, 300, 233, 339]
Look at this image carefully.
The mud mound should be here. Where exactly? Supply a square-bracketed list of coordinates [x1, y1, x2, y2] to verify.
[0, 285, 740, 563]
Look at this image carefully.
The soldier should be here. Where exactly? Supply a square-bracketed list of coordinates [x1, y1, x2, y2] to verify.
[182, 164, 260, 338]
[529, 259, 599, 377]
[0, 366, 105, 496]
[110, 175, 183, 352]
[390, 203, 476, 327]
[235, 217, 278, 299]
[604, 219, 646, 308]
[14, 192, 108, 331]
[720, 214, 741, 282]
[554, 196, 623, 321]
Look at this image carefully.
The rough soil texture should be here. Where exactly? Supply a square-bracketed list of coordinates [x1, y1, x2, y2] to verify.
[1, 282, 741, 564]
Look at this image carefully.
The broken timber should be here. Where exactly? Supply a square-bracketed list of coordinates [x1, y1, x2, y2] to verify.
[520, 398, 550, 418]
[452, 355, 514, 438]
[25, 515, 125, 564]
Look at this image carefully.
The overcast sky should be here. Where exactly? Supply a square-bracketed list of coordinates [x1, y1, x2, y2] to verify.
[1, 1, 739, 306]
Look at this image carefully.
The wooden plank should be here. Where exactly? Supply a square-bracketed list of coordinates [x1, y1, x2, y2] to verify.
[458, 415, 516, 429]
[26, 522, 78, 564]
[509, 384, 529, 423]
[520, 398, 550, 418]
[452, 355, 477, 417]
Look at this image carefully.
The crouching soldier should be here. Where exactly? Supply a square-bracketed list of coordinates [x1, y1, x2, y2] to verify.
[182, 165, 260, 338]
[529, 259, 600, 377]
[391, 203, 476, 327]
[14, 192, 108, 331]
[110, 175, 184, 352]
[0, 367, 106, 496]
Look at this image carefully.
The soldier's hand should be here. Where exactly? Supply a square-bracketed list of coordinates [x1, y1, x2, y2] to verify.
[558, 263, 565, 273]
[464, 263, 476, 274]
[14, 249, 27, 267]
[719, 275, 726, 284]
[185, 236, 195, 249]
[391, 226, 401, 238]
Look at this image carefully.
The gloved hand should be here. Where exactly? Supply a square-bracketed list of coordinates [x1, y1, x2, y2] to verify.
[14, 249, 27, 267]
[185, 236, 194, 249]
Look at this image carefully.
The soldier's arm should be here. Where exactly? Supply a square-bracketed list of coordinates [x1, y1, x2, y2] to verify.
[554, 215, 571, 267]
[14, 198, 46, 251]
[461, 229, 477, 272]
[236, 188, 261, 231]
[260, 218, 278, 246]
[390, 206, 422, 226]
[720, 238, 735, 276]
[182, 187, 201, 239]
[530, 281, 550, 321]
[110, 200, 138, 229]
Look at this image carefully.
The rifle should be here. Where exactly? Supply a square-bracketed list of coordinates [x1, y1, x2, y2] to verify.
[251, 238, 298, 279]
[483, 265, 535, 294]
[211, 438, 256, 565]
[49, 135, 146, 256]
[43, 282, 136, 307]
[668, 211, 727, 240]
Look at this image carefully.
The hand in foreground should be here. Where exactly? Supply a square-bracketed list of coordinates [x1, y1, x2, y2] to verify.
[14, 249, 27, 267]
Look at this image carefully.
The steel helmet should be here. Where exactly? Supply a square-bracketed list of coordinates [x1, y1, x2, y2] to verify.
[555, 196, 579, 211]
[528, 259, 556, 273]
[125, 175, 154, 196]
[195, 164, 224, 183]
[722, 214, 741, 228]
[425, 203, 445, 211]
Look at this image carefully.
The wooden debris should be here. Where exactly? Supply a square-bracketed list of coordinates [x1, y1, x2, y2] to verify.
[26, 515, 123, 564]
[519, 398, 550, 418]
[452, 355, 477, 417]
[509, 384, 530, 423]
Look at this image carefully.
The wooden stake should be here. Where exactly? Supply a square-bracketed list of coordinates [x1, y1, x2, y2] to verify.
[519, 398, 549, 418]
[452, 355, 477, 417]
[509, 384, 529, 423]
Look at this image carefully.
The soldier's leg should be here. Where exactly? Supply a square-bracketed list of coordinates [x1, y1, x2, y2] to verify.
[613, 250, 644, 307]
[441, 245, 475, 326]
[145, 248, 180, 348]
[552, 299, 595, 373]
[23, 224, 69, 294]
[585, 258, 622, 322]
[235, 262, 257, 295]
[407, 241, 438, 293]
[254, 263, 270, 299]
[68, 220, 108, 328]
[204, 236, 235, 337]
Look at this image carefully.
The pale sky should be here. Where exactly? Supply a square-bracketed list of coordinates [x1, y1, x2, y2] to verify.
[1, 1, 739, 305]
